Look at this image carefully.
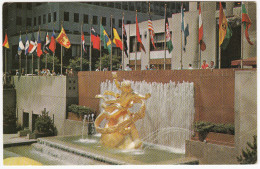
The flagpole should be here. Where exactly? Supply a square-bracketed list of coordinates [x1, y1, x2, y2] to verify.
[38, 28, 40, 73]
[148, 3, 151, 70]
[89, 19, 92, 71]
[135, 10, 137, 71]
[19, 31, 22, 75]
[218, 44, 221, 69]
[60, 22, 63, 74]
[45, 26, 47, 71]
[53, 22, 55, 72]
[110, 15, 113, 71]
[180, 4, 183, 70]
[199, 44, 201, 68]
[128, 23, 130, 67]
[164, 4, 167, 70]
[100, 17, 102, 71]
[79, 22, 82, 71]
[122, 13, 124, 70]
[241, 2, 243, 69]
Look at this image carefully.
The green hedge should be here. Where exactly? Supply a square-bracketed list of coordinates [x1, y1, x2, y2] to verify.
[194, 121, 235, 135]
[68, 104, 95, 117]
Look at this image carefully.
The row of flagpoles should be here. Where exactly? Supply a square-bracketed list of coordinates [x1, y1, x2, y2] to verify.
[3, 2, 254, 74]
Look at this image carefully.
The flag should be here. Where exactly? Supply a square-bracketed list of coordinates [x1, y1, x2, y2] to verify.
[25, 35, 29, 55]
[43, 32, 50, 54]
[181, 4, 189, 52]
[221, 23, 232, 50]
[112, 27, 123, 50]
[122, 24, 128, 57]
[56, 27, 71, 48]
[81, 31, 87, 53]
[136, 15, 146, 53]
[165, 17, 173, 53]
[37, 32, 43, 57]
[100, 25, 112, 54]
[29, 33, 37, 54]
[219, 2, 228, 46]
[91, 27, 100, 50]
[198, 3, 206, 51]
[3, 33, 9, 48]
[242, 4, 254, 45]
[49, 29, 56, 53]
[18, 35, 25, 55]
[148, 15, 156, 49]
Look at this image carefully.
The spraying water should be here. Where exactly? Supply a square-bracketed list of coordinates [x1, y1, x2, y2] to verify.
[81, 115, 87, 139]
[100, 80, 195, 153]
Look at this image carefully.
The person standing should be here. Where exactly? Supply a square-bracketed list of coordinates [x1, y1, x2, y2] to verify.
[209, 61, 215, 69]
[125, 64, 132, 71]
[201, 60, 209, 69]
[188, 64, 193, 69]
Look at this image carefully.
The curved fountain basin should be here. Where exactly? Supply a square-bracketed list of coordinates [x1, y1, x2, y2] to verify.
[35, 135, 198, 165]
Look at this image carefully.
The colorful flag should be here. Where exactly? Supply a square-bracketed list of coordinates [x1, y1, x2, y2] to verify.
[242, 4, 254, 45]
[112, 27, 123, 50]
[122, 24, 128, 57]
[81, 31, 87, 53]
[25, 35, 29, 55]
[198, 3, 206, 51]
[181, 4, 189, 52]
[56, 27, 71, 48]
[49, 29, 56, 53]
[148, 15, 156, 49]
[219, 2, 232, 49]
[37, 32, 43, 57]
[136, 15, 146, 53]
[100, 25, 112, 54]
[165, 17, 173, 53]
[29, 33, 37, 54]
[18, 35, 25, 55]
[43, 32, 50, 54]
[91, 27, 100, 50]
[3, 33, 9, 48]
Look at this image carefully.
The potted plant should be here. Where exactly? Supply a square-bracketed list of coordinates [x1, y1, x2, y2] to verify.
[193, 121, 214, 141]
[67, 104, 95, 121]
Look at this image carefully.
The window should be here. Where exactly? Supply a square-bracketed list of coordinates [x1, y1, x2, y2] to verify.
[130, 36, 141, 52]
[115, 3, 121, 9]
[110, 18, 115, 27]
[234, 2, 241, 7]
[16, 16, 22, 25]
[47, 13, 51, 23]
[122, 2, 128, 10]
[27, 3, 32, 10]
[84, 14, 88, 24]
[74, 13, 79, 23]
[93, 16, 98, 25]
[54, 12, 56, 22]
[118, 19, 122, 28]
[64, 12, 69, 21]
[108, 2, 114, 8]
[26, 18, 32, 27]
[34, 17, 36, 26]
[38, 16, 41, 25]
[16, 3, 22, 9]
[127, 20, 131, 24]
[102, 17, 106, 26]
[43, 14, 46, 24]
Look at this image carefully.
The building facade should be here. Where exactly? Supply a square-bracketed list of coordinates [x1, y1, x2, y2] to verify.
[124, 1, 256, 70]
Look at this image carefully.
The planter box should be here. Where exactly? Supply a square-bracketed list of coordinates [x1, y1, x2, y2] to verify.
[192, 132, 234, 147]
[67, 112, 83, 121]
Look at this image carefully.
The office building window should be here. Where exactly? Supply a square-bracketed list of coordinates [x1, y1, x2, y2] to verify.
[16, 16, 22, 25]
[17, 3, 22, 9]
[38, 16, 41, 25]
[127, 20, 131, 24]
[93, 16, 98, 25]
[118, 19, 122, 28]
[43, 14, 46, 24]
[48, 13, 51, 23]
[74, 13, 79, 23]
[54, 12, 56, 22]
[110, 18, 115, 27]
[64, 12, 69, 21]
[26, 18, 32, 27]
[108, 2, 114, 8]
[84, 14, 88, 24]
[102, 17, 106, 26]
[34, 17, 36, 26]
[26, 3, 32, 10]
[115, 3, 121, 9]
[122, 2, 128, 10]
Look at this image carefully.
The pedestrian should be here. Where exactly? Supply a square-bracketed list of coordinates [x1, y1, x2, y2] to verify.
[188, 64, 193, 69]
[209, 61, 215, 69]
[201, 60, 209, 69]
[96, 67, 100, 71]
[15, 70, 19, 76]
[125, 64, 132, 71]
[118, 65, 123, 71]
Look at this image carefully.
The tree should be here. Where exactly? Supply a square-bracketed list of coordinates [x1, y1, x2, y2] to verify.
[40, 53, 60, 72]
[66, 57, 89, 71]
[237, 135, 257, 164]
[95, 54, 121, 71]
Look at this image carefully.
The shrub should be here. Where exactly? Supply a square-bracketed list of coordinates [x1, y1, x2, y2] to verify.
[3, 106, 17, 134]
[194, 121, 235, 135]
[237, 135, 257, 164]
[68, 104, 95, 117]
[35, 109, 57, 136]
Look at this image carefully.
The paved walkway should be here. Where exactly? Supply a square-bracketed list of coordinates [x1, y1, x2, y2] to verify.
[3, 133, 37, 147]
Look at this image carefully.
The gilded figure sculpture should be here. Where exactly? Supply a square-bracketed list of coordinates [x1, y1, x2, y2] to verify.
[95, 72, 151, 149]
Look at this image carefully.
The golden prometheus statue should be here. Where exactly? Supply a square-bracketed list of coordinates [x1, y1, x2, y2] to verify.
[95, 72, 151, 149]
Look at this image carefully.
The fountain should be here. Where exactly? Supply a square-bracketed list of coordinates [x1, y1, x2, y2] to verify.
[8, 72, 197, 165]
